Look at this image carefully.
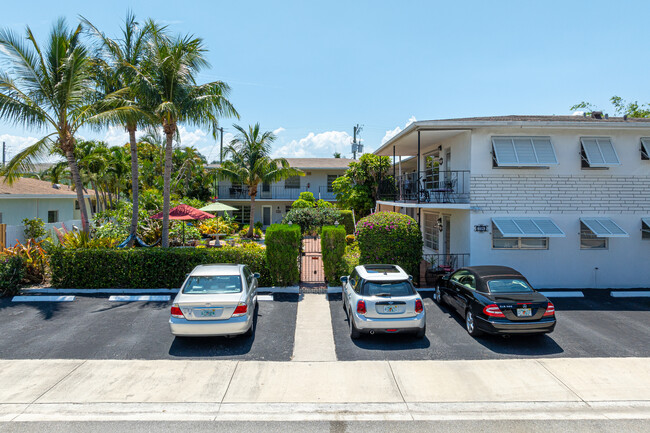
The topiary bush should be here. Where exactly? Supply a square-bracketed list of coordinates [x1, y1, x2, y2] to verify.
[265, 224, 301, 286]
[48, 244, 270, 289]
[0, 255, 25, 296]
[355, 211, 423, 279]
[339, 210, 355, 234]
[282, 207, 341, 235]
[321, 225, 347, 285]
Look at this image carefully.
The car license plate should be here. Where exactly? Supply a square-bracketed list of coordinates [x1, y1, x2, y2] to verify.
[517, 308, 532, 317]
[383, 305, 398, 313]
[199, 308, 218, 317]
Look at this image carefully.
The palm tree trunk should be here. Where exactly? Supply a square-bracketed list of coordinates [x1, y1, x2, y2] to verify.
[90, 180, 101, 216]
[247, 186, 257, 238]
[107, 189, 114, 209]
[65, 150, 89, 234]
[101, 187, 108, 211]
[128, 128, 139, 247]
[162, 128, 174, 248]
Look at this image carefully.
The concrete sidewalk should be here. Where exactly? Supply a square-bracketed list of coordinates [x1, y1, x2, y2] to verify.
[1, 357, 649, 421]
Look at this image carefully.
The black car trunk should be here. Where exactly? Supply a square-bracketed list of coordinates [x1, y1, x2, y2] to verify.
[489, 293, 550, 322]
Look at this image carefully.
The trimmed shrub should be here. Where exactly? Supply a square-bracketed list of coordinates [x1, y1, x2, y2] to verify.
[282, 207, 341, 235]
[339, 210, 355, 234]
[355, 212, 423, 278]
[321, 225, 347, 285]
[345, 234, 356, 245]
[265, 224, 301, 286]
[0, 256, 25, 296]
[48, 244, 270, 289]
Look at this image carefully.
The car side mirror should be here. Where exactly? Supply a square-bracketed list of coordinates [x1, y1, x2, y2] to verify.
[253, 272, 260, 279]
[408, 275, 413, 281]
[340, 276, 348, 283]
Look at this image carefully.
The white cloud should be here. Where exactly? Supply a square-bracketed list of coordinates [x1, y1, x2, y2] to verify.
[102, 125, 132, 147]
[273, 130, 355, 158]
[0, 133, 62, 163]
[381, 116, 417, 144]
[272, 127, 285, 136]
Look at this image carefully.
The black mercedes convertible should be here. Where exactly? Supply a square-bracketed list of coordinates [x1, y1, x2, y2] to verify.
[435, 265, 556, 337]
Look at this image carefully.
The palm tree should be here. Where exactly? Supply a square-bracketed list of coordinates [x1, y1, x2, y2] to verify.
[0, 19, 108, 232]
[83, 13, 158, 244]
[219, 123, 304, 237]
[137, 31, 238, 247]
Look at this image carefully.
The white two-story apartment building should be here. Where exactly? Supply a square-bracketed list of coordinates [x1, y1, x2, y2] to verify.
[375, 115, 650, 289]
[209, 158, 352, 226]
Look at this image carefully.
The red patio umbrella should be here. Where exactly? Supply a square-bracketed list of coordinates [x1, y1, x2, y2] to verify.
[150, 204, 215, 245]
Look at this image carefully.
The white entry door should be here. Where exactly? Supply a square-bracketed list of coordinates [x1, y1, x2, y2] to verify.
[262, 206, 272, 226]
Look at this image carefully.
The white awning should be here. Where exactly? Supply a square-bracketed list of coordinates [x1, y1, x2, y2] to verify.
[492, 217, 565, 237]
[580, 137, 620, 167]
[580, 218, 628, 237]
[492, 137, 558, 166]
[641, 138, 650, 158]
[642, 218, 650, 231]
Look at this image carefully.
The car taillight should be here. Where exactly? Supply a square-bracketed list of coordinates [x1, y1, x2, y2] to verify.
[483, 304, 505, 318]
[356, 300, 366, 315]
[543, 302, 555, 317]
[415, 299, 423, 314]
[232, 302, 248, 317]
[170, 305, 184, 318]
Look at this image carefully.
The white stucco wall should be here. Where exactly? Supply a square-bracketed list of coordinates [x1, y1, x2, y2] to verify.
[0, 197, 76, 225]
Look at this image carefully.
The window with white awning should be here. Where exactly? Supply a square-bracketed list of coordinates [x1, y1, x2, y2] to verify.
[641, 138, 650, 160]
[580, 218, 628, 237]
[491, 137, 558, 167]
[580, 137, 620, 167]
[492, 217, 565, 237]
[642, 218, 650, 240]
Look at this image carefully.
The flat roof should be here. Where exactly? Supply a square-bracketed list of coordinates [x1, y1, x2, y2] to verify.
[207, 158, 354, 170]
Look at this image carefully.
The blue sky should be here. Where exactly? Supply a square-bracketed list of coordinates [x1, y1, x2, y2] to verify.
[2, 0, 650, 162]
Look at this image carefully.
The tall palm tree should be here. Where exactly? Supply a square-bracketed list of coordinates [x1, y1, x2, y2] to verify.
[0, 19, 108, 233]
[83, 13, 158, 244]
[219, 123, 304, 237]
[137, 31, 238, 247]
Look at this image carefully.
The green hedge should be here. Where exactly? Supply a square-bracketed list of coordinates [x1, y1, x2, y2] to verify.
[264, 224, 301, 286]
[356, 212, 423, 278]
[0, 256, 25, 297]
[49, 244, 270, 289]
[321, 225, 347, 285]
[339, 210, 355, 234]
[282, 207, 341, 234]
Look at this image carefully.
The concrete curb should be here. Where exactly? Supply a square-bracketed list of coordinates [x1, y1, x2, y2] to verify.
[21, 286, 300, 295]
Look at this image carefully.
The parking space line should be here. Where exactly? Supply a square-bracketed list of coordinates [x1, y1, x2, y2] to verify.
[610, 291, 650, 298]
[108, 295, 170, 302]
[539, 291, 584, 298]
[257, 295, 274, 302]
[12, 296, 75, 302]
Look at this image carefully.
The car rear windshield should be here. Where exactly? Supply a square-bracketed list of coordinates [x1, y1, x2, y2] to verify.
[183, 275, 242, 294]
[487, 279, 533, 293]
[362, 280, 415, 297]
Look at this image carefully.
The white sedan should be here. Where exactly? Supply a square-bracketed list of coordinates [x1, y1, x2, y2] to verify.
[169, 264, 259, 337]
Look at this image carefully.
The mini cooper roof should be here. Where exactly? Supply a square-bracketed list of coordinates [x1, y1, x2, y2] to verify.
[355, 264, 410, 281]
[189, 264, 245, 277]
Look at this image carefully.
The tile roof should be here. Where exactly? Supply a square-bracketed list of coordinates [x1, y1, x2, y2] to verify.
[0, 177, 80, 196]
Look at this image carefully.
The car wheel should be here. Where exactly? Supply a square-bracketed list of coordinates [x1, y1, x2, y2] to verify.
[415, 324, 426, 339]
[465, 309, 482, 337]
[434, 284, 443, 304]
[348, 308, 361, 340]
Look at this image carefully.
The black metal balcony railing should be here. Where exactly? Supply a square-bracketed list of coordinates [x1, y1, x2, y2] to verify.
[218, 185, 337, 201]
[422, 253, 470, 287]
[379, 170, 470, 204]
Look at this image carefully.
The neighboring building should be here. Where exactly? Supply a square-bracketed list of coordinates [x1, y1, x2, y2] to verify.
[374, 115, 650, 289]
[208, 158, 353, 226]
[0, 177, 94, 247]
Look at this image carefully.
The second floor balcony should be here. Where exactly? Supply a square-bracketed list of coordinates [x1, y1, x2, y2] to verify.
[379, 170, 470, 204]
[218, 184, 337, 201]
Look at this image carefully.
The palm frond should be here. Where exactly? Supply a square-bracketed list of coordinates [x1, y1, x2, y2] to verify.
[0, 134, 56, 184]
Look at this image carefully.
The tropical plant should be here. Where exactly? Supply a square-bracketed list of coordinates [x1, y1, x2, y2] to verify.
[332, 154, 391, 217]
[219, 123, 303, 237]
[0, 19, 125, 233]
[84, 13, 159, 245]
[0, 239, 48, 284]
[238, 225, 263, 239]
[282, 207, 342, 235]
[135, 29, 238, 247]
[22, 218, 47, 240]
[0, 256, 24, 296]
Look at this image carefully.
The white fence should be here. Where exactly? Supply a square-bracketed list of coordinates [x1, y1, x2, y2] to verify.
[2, 219, 82, 247]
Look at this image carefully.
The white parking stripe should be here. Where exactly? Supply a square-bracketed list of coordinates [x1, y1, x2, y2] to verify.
[12, 296, 75, 302]
[257, 295, 274, 301]
[539, 291, 584, 298]
[109, 295, 170, 302]
[610, 291, 650, 298]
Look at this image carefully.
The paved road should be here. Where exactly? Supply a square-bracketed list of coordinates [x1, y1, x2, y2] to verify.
[0, 294, 298, 361]
[329, 292, 650, 361]
[1, 420, 648, 433]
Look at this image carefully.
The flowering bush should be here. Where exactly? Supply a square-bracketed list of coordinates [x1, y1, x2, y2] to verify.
[355, 212, 422, 279]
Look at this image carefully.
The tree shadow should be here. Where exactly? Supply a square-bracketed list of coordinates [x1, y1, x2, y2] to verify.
[0, 297, 67, 320]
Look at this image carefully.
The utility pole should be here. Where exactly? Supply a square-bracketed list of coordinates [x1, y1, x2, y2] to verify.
[351, 124, 363, 159]
[2, 142, 5, 167]
[218, 127, 224, 164]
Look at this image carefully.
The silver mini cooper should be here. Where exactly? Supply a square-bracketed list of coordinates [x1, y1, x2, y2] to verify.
[169, 264, 259, 337]
[341, 264, 426, 339]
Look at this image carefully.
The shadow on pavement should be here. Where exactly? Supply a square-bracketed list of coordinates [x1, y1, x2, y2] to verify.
[0, 298, 67, 320]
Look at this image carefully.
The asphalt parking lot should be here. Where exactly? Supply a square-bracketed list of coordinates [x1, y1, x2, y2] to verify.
[0, 293, 298, 361]
[329, 292, 650, 361]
